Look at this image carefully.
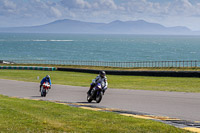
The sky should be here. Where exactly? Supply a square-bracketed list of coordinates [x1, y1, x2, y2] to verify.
[1, 0, 200, 30]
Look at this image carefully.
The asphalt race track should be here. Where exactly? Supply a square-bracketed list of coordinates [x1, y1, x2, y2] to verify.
[0, 79, 200, 122]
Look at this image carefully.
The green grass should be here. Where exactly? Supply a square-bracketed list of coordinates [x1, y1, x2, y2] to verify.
[0, 69, 200, 92]
[0, 95, 191, 133]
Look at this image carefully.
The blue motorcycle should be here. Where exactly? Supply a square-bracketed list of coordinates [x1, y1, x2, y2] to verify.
[87, 83, 103, 103]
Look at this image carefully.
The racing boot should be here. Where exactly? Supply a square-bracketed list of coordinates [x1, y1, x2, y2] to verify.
[39, 85, 42, 92]
[102, 89, 105, 95]
[87, 86, 93, 95]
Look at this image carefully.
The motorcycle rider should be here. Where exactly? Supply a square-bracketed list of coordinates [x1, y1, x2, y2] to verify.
[40, 75, 51, 92]
[87, 71, 108, 95]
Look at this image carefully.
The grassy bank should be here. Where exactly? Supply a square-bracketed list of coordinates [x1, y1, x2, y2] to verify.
[0, 69, 200, 92]
[0, 95, 190, 133]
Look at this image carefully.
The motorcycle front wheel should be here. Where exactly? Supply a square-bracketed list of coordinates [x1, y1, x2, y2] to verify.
[87, 95, 92, 103]
[41, 89, 46, 97]
[96, 92, 103, 103]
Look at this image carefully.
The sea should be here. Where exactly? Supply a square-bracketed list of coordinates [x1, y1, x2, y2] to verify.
[0, 33, 200, 62]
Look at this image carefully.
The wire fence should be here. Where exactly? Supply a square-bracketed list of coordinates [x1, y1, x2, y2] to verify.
[1, 60, 199, 68]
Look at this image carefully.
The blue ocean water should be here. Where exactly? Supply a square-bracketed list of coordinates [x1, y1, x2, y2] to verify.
[0, 33, 200, 62]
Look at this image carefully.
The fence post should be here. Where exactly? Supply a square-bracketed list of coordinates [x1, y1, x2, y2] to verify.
[195, 60, 197, 67]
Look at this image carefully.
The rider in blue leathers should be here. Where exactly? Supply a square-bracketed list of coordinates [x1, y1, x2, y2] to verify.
[40, 75, 51, 92]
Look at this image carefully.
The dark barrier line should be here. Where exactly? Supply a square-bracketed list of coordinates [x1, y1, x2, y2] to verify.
[57, 68, 200, 77]
[57, 68, 100, 74]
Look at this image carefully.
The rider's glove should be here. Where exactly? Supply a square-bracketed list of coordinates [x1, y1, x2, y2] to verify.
[103, 87, 107, 91]
[102, 89, 105, 94]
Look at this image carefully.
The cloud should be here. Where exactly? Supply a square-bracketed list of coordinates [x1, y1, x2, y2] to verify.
[60, 0, 91, 9]
[1, 0, 200, 30]
[96, 0, 118, 10]
[51, 7, 62, 17]
[3, 0, 16, 9]
[0, 0, 17, 16]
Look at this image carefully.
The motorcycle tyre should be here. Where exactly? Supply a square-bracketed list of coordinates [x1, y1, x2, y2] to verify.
[41, 89, 46, 97]
[87, 95, 92, 103]
[41, 87, 44, 97]
[96, 92, 103, 103]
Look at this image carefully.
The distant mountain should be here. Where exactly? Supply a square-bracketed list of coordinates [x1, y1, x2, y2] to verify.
[100, 20, 191, 34]
[0, 19, 194, 35]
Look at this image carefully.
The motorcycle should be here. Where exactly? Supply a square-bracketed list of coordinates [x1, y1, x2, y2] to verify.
[41, 82, 50, 97]
[87, 83, 104, 103]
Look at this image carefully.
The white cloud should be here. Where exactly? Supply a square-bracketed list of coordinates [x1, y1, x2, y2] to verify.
[0, 0, 17, 16]
[3, 0, 16, 9]
[51, 7, 62, 17]
[60, 0, 91, 9]
[97, 0, 117, 10]
[1, 0, 200, 30]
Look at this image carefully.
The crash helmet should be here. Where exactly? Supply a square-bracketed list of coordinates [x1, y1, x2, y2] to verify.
[46, 75, 50, 80]
[100, 71, 106, 78]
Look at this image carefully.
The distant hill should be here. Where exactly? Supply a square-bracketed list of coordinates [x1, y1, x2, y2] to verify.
[0, 19, 195, 35]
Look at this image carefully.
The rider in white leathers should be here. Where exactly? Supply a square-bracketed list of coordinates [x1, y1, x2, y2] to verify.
[87, 71, 108, 95]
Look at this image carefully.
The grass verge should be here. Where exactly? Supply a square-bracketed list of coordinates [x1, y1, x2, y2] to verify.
[0, 95, 191, 133]
[0, 69, 200, 92]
